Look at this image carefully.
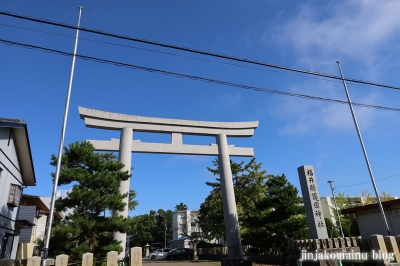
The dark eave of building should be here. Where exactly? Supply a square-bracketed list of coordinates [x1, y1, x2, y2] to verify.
[21, 194, 49, 211]
[0, 118, 36, 186]
[341, 199, 400, 214]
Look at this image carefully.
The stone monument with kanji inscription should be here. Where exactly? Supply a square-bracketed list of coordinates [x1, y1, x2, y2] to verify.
[298, 165, 328, 239]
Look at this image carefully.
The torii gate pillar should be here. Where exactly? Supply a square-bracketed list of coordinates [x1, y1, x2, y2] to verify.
[217, 133, 243, 257]
[114, 127, 133, 255]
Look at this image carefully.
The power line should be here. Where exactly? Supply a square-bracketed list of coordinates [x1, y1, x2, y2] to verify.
[0, 24, 392, 95]
[2, 38, 400, 112]
[335, 173, 400, 188]
[3, 22, 327, 82]
[0, 22, 351, 87]
[1, 10, 400, 91]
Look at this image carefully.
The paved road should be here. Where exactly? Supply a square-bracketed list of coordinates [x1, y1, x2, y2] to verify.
[141, 258, 278, 266]
[142, 258, 218, 266]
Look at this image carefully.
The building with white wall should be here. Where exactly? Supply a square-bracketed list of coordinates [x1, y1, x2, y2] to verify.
[15, 194, 63, 259]
[170, 210, 223, 249]
[0, 118, 36, 259]
[35, 189, 70, 241]
[170, 210, 201, 248]
[172, 210, 201, 240]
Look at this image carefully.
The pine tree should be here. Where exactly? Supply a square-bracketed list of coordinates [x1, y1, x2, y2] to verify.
[49, 141, 137, 262]
[175, 203, 188, 210]
[198, 157, 269, 241]
[198, 189, 225, 241]
[244, 174, 309, 257]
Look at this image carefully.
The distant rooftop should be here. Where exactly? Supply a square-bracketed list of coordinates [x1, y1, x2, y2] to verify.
[341, 199, 400, 214]
[57, 189, 71, 198]
[0, 118, 25, 124]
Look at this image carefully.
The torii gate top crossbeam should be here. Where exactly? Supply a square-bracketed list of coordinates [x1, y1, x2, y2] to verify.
[79, 107, 258, 137]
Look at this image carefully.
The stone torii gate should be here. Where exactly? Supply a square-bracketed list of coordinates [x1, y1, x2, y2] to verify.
[79, 107, 258, 260]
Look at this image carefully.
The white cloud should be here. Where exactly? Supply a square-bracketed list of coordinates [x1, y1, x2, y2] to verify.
[268, 80, 396, 136]
[267, 0, 400, 73]
[261, 0, 400, 136]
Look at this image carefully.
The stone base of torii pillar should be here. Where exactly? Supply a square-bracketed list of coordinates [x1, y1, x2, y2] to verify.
[221, 257, 252, 266]
[79, 107, 259, 260]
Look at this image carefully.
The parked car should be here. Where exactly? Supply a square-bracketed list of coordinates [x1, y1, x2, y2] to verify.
[164, 248, 193, 260]
[149, 248, 171, 260]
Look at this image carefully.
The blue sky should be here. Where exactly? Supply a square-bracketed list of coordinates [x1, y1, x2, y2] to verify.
[1, 0, 400, 216]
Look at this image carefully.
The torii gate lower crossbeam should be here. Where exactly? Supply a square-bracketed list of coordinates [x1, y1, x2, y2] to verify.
[79, 107, 259, 260]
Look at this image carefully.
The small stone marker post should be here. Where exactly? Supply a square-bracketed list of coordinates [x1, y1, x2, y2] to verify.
[43, 258, 55, 266]
[55, 255, 68, 266]
[371, 234, 391, 265]
[130, 247, 142, 266]
[298, 165, 328, 239]
[27, 256, 41, 266]
[193, 240, 199, 260]
[82, 253, 93, 266]
[145, 244, 150, 257]
[384, 236, 400, 262]
[107, 251, 118, 266]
